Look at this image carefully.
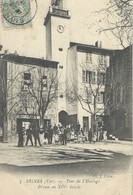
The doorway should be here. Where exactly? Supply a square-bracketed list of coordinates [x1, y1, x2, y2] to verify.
[17, 118, 39, 133]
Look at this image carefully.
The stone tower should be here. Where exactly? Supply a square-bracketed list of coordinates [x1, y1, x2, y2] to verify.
[44, 0, 71, 122]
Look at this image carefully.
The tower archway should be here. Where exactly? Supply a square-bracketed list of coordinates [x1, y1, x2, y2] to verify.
[58, 110, 69, 126]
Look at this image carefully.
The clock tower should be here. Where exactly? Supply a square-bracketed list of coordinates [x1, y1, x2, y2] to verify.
[44, 0, 71, 122]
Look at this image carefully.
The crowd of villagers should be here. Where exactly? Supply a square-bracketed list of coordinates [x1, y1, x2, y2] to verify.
[17, 121, 104, 147]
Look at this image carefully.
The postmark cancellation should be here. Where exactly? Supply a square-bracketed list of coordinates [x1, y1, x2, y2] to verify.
[1, 0, 37, 28]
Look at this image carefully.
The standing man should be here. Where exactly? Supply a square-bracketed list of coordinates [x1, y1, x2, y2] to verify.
[25, 125, 33, 146]
[99, 126, 103, 141]
[44, 125, 48, 143]
[48, 125, 53, 144]
[88, 128, 93, 143]
[18, 126, 25, 147]
[77, 122, 80, 133]
[53, 124, 58, 134]
[33, 124, 42, 147]
[63, 126, 68, 145]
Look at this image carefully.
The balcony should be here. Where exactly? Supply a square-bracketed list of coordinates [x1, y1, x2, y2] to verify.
[51, 7, 70, 16]
[44, 7, 71, 26]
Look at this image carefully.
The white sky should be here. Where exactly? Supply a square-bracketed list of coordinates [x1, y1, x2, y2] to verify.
[0, 0, 124, 58]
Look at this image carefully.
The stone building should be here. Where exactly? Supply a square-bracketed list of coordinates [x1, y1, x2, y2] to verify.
[0, 54, 58, 142]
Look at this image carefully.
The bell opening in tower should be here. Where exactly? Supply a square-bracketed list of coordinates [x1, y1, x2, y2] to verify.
[51, 0, 68, 10]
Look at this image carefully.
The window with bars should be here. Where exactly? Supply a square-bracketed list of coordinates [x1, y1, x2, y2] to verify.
[82, 70, 96, 84]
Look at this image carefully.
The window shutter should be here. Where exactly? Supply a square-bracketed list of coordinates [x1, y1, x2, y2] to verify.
[104, 56, 107, 65]
[82, 70, 86, 82]
[97, 72, 101, 84]
[92, 72, 96, 84]
[99, 55, 104, 64]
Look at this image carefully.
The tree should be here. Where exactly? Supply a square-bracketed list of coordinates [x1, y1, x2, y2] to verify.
[66, 55, 108, 140]
[96, 0, 133, 47]
[20, 66, 58, 129]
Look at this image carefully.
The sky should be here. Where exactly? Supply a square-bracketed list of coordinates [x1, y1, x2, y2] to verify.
[0, 0, 123, 58]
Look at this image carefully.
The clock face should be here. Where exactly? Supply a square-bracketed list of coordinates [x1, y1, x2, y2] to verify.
[57, 25, 64, 33]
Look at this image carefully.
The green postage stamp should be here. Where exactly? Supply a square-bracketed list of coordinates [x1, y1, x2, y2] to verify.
[1, 0, 37, 28]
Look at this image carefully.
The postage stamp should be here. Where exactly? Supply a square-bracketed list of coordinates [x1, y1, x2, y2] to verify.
[1, 0, 37, 28]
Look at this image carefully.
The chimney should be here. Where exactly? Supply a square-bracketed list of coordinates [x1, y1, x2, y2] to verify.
[95, 41, 102, 48]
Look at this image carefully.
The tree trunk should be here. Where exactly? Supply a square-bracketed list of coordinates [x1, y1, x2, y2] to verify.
[3, 117, 8, 143]
[40, 117, 44, 128]
[93, 97, 98, 141]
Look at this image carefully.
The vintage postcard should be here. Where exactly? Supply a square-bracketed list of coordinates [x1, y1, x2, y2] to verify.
[0, 0, 132, 195]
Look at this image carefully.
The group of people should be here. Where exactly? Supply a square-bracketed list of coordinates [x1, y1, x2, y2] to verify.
[17, 124, 68, 147]
[49, 124, 68, 145]
[17, 124, 42, 147]
[17, 122, 104, 147]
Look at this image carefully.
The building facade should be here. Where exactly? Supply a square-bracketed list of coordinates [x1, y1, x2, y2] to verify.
[105, 45, 132, 140]
[0, 54, 58, 142]
[44, 1, 114, 131]
[66, 42, 113, 131]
